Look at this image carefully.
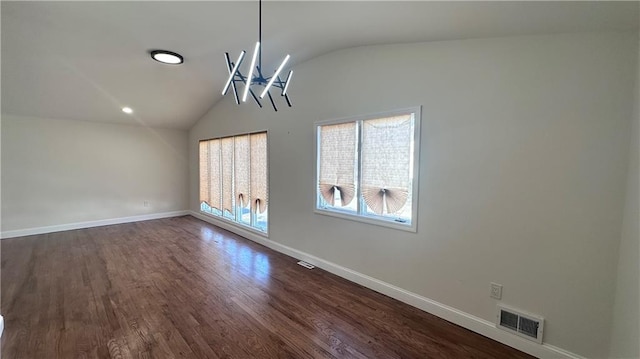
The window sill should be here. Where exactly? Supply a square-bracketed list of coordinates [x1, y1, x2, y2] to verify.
[314, 208, 416, 233]
[199, 210, 269, 238]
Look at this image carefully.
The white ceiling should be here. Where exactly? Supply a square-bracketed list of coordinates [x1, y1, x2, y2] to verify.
[2, 1, 638, 129]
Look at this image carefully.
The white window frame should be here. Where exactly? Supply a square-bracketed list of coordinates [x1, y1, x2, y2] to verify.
[314, 107, 421, 232]
[199, 130, 270, 237]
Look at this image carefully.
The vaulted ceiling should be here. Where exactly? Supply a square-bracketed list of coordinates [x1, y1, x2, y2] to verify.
[2, 1, 638, 129]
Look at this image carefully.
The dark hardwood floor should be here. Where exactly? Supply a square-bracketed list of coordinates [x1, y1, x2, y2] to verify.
[1, 216, 534, 358]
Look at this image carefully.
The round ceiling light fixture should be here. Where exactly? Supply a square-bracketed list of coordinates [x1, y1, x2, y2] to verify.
[150, 50, 183, 65]
[122, 107, 133, 114]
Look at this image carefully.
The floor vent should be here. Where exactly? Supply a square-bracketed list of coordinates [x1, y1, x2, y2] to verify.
[496, 304, 544, 344]
[297, 261, 315, 269]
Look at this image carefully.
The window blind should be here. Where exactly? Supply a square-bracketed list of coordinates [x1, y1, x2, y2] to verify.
[250, 132, 268, 214]
[221, 137, 235, 214]
[199, 141, 211, 206]
[234, 134, 250, 208]
[208, 139, 222, 211]
[318, 122, 356, 206]
[200, 131, 269, 232]
[361, 115, 412, 215]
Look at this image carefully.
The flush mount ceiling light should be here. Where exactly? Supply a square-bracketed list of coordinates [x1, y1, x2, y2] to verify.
[122, 107, 133, 114]
[222, 0, 292, 111]
[150, 50, 184, 65]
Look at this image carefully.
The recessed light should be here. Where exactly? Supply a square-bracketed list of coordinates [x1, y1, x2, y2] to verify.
[150, 50, 183, 65]
[122, 107, 133, 114]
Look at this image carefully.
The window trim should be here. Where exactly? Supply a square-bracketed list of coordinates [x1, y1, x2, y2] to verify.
[200, 207, 270, 238]
[199, 129, 270, 237]
[314, 106, 421, 232]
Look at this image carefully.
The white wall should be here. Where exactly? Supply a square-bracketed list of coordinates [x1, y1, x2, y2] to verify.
[1, 115, 189, 232]
[189, 33, 637, 358]
[609, 36, 640, 359]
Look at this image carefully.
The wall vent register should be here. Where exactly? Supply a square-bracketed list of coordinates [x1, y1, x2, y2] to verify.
[496, 304, 544, 344]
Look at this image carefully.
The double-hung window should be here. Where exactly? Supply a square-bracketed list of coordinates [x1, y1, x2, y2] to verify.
[199, 131, 268, 233]
[315, 107, 420, 231]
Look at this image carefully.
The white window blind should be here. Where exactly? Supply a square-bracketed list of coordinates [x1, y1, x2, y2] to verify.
[250, 132, 268, 214]
[234, 134, 250, 208]
[199, 141, 210, 206]
[208, 139, 222, 211]
[221, 137, 235, 214]
[199, 131, 269, 233]
[318, 122, 356, 207]
[361, 114, 412, 215]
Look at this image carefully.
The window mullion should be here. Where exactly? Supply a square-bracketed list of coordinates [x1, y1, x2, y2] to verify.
[356, 120, 364, 215]
[249, 136, 255, 228]
[219, 142, 223, 215]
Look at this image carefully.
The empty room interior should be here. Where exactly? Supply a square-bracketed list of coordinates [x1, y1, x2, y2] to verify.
[1, 1, 639, 359]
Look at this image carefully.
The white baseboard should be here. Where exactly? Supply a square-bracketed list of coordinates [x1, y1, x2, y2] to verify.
[1, 210, 190, 239]
[189, 211, 584, 359]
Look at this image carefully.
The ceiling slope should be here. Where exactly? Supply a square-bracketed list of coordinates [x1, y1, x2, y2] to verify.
[2, 1, 638, 129]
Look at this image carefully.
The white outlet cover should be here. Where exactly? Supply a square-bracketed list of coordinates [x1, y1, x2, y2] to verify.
[490, 282, 503, 299]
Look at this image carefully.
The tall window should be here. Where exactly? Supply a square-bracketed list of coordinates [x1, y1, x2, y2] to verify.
[316, 108, 420, 231]
[199, 131, 268, 233]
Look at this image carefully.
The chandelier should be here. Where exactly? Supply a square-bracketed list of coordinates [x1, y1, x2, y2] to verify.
[221, 0, 292, 111]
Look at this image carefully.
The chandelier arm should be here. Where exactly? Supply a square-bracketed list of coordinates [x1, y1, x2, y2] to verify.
[230, 80, 240, 105]
[271, 76, 286, 95]
[250, 88, 263, 108]
[260, 54, 289, 99]
[235, 71, 247, 83]
[277, 74, 290, 90]
[273, 76, 283, 90]
[267, 91, 278, 111]
[243, 41, 261, 102]
[223, 53, 234, 96]
[236, 70, 263, 107]
[225, 58, 240, 104]
[256, 66, 265, 82]
[223, 52, 245, 97]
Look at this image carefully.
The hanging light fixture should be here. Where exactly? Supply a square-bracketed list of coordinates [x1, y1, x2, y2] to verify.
[222, 0, 292, 111]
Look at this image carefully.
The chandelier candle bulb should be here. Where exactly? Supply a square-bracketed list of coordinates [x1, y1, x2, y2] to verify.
[260, 54, 290, 99]
[224, 53, 241, 104]
[242, 42, 261, 102]
[222, 51, 246, 96]
[282, 70, 293, 96]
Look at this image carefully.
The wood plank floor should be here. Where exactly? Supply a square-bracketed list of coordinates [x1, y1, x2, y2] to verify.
[1, 216, 534, 358]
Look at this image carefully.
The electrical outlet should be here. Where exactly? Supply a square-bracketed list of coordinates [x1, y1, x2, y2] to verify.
[490, 282, 503, 299]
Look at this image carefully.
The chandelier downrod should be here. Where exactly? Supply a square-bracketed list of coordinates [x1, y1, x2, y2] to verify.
[259, 0, 262, 71]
